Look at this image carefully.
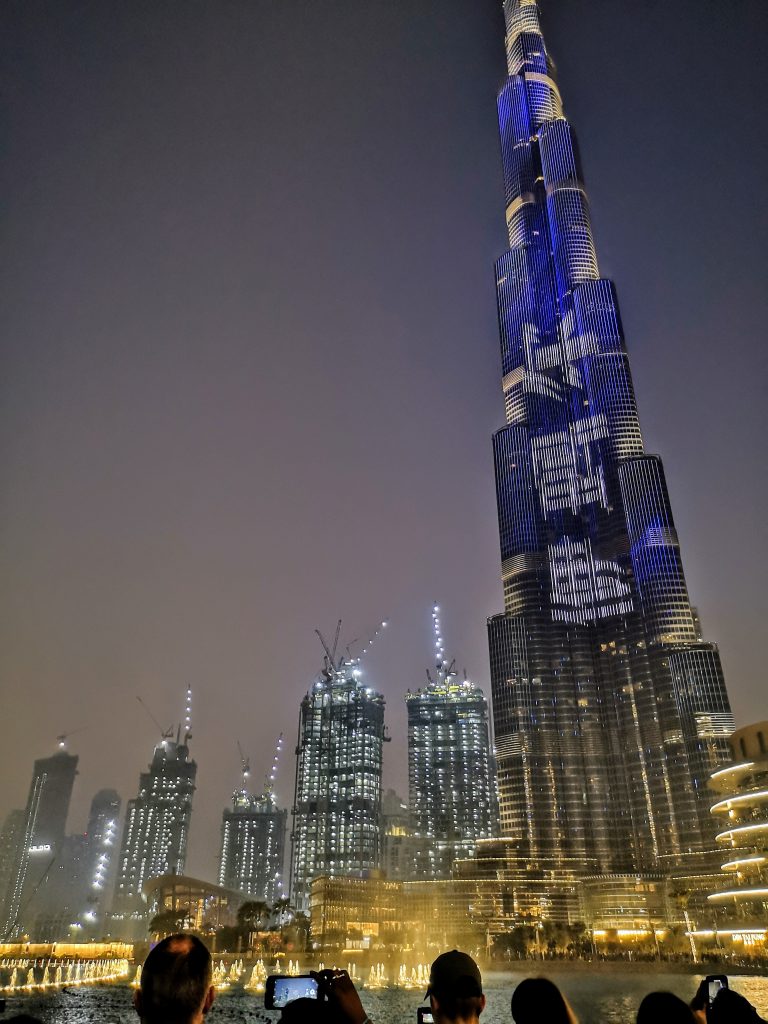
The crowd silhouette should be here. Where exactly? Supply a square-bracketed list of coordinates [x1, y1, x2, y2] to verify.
[1, 935, 765, 1023]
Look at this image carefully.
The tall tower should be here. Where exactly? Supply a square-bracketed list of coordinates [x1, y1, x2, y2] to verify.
[219, 742, 287, 904]
[82, 789, 121, 924]
[406, 605, 496, 877]
[112, 692, 196, 932]
[39, 788, 122, 940]
[486, 0, 733, 874]
[2, 747, 79, 939]
[290, 628, 386, 913]
[0, 810, 25, 929]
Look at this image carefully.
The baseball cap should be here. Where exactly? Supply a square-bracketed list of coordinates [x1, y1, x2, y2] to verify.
[425, 950, 483, 1000]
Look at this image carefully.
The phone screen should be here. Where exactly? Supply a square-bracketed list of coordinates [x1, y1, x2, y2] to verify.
[271, 976, 319, 1007]
[418, 1009, 435, 1024]
[708, 978, 725, 1005]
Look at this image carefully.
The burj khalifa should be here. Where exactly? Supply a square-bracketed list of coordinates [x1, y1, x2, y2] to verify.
[487, 0, 734, 873]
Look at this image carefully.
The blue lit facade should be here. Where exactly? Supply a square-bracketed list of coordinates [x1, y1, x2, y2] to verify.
[487, 0, 733, 872]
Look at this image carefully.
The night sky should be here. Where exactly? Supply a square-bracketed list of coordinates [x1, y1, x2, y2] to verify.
[1, 0, 766, 882]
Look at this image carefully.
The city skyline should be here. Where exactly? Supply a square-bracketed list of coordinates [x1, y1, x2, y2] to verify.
[1, 0, 766, 880]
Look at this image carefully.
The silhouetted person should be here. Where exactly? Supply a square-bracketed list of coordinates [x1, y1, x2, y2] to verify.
[511, 977, 578, 1024]
[425, 950, 485, 1024]
[637, 991, 695, 1023]
[709, 988, 766, 1024]
[133, 933, 215, 1024]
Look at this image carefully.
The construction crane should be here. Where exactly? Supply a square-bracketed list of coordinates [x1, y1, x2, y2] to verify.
[315, 620, 343, 674]
[55, 727, 87, 751]
[315, 618, 389, 684]
[136, 696, 173, 739]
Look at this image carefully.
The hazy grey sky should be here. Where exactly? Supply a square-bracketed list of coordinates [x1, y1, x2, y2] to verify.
[1, 0, 766, 881]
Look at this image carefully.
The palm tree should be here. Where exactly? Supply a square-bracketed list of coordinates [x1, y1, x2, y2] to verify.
[148, 908, 187, 938]
[272, 897, 292, 941]
[237, 900, 269, 935]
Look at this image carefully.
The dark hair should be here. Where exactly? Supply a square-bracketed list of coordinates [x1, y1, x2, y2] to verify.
[511, 978, 573, 1024]
[432, 993, 484, 1021]
[637, 991, 695, 1024]
[139, 933, 213, 1024]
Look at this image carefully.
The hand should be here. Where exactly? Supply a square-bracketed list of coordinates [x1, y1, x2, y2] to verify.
[312, 969, 369, 1024]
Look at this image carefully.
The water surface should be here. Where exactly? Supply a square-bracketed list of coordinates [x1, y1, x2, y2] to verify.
[7, 970, 768, 1024]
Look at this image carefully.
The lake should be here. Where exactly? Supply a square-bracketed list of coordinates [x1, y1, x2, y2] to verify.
[5, 969, 768, 1024]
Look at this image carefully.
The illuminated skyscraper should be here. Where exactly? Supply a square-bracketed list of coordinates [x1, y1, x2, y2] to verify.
[1, 748, 78, 939]
[0, 810, 24, 929]
[406, 606, 496, 877]
[113, 708, 196, 933]
[290, 642, 386, 913]
[31, 789, 121, 940]
[219, 746, 287, 904]
[82, 789, 121, 922]
[486, 0, 733, 873]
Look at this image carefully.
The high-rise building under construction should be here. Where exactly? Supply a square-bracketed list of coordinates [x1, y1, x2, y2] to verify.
[406, 607, 496, 876]
[1, 748, 78, 939]
[486, 0, 733, 873]
[290, 633, 386, 912]
[112, 698, 196, 935]
[219, 745, 287, 905]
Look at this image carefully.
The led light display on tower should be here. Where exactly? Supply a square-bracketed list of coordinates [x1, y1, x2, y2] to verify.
[486, 0, 733, 873]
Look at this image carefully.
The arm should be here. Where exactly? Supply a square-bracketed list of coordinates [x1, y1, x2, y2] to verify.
[312, 969, 371, 1024]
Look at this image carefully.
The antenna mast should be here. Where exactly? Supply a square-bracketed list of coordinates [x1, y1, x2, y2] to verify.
[264, 733, 284, 803]
[236, 740, 250, 787]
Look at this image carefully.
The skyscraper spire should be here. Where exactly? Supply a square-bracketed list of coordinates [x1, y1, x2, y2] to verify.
[486, 0, 733, 874]
[183, 685, 192, 743]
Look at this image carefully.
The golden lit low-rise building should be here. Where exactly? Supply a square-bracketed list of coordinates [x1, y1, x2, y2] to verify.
[142, 874, 249, 935]
[690, 722, 768, 954]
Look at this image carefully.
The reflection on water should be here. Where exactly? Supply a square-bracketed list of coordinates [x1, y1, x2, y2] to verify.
[7, 971, 768, 1024]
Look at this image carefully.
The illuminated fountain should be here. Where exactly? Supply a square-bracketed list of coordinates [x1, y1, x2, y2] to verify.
[365, 963, 387, 990]
[245, 959, 267, 993]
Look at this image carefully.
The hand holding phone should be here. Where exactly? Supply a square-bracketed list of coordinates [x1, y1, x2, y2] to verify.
[264, 974, 319, 1009]
[705, 974, 728, 1008]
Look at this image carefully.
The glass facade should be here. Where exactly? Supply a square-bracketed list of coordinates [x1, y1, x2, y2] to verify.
[112, 736, 196, 928]
[406, 667, 496, 877]
[1, 751, 78, 940]
[290, 663, 385, 912]
[487, 0, 733, 873]
[219, 787, 287, 905]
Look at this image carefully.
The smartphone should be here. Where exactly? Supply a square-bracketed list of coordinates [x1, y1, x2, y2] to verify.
[418, 1009, 435, 1024]
[264, 974, 319, 1009]
[705, 975, 728, 1007]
